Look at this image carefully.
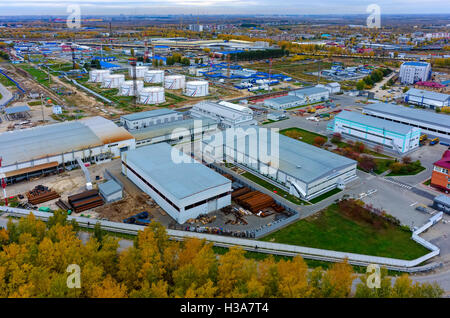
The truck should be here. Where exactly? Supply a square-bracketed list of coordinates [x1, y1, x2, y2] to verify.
[430, 137, 439, 145]
[123, 211, 151, 225]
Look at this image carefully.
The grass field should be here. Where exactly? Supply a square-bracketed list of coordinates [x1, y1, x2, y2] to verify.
[309, 188, 342, 204]
[280, 127, 328, 145]
[250, 60, 332, 82]
[241, 172, 309, 205]
[0, 74, 15, 87]
[260, 204, 429, 260]
[387, 165, 426, 176]
[373, 158, 396, 175]
[18, 64, 51, 87]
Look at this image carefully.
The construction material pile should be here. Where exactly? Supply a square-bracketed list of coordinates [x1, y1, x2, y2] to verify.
[26, 185, 60, 205]
[68, 189, 104, 213]
[56, 199, 71, 211]
[234, 190, 275, 213]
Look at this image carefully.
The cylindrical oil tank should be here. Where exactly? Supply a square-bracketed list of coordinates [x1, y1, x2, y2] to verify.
[138, 87, 166, 104]
[119, 80, 144, 96]
[164, 75, 185, 90]
[184, 80, 209, 97]
[129, 66, 148, 78]
[144, 70, 165, 83]
[89, 69, 110, 82]
[101, 74, 125, 88]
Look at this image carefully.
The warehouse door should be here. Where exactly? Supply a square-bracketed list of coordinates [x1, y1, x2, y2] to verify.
[207, 199, 217, 212]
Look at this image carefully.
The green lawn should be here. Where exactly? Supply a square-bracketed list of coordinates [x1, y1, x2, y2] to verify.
[0, 74, 15, 87]
[18, 64, 51, 87]
[373, 158, 396, 175]
[241, 172, 309, 205]
[387, 165, 426, 176]
[309, 188, 342, 204]
[280, 127, 328, 145]
[260, 204, 429, 260]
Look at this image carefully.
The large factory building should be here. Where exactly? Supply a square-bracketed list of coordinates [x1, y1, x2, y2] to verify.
[0, 116, 136, 184]
[203, 127, 357, 200]
[362, 103, 450, 143]
[330, 110, 421, 154]
[122, 143, 232, 224]
[190, 100, 257, 128]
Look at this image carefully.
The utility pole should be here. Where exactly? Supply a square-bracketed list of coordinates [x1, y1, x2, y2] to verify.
[0, 157, 7, 206]
[40, 93, 45, 122]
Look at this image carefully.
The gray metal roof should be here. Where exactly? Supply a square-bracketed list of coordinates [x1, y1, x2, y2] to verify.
[131, 118, 217, 141]
[405, 88, 450, 102]
[4, 105, 31, 115]
[98, 179, 122, 196]
[124, 143, 231, 200]
[363, 103, 450, 130]
[290, 86, 329, 96]
[121, 109, 178, 121]
[335, 110, 415, 135]
[204, 127, 356, 184]
[266, 95, 302, 105]
[434, 194, 450, 206]
[0, 116, 134, 166]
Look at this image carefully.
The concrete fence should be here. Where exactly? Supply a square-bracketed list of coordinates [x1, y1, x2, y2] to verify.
[0, 206, 442, 273]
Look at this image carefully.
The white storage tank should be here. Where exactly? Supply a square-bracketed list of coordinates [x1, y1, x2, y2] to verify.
[101, 74, 125, 88]
[129, 66, 148, 78]
[164, 75, 186, 90]
[138, 87, 166, 104]
[184, 80, 209, 97]
[119, 80, 144, 96]
[89, 69, 110, 83]
[144, 70, 165, 83]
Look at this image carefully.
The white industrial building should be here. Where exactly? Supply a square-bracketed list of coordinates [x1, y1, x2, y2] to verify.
[288, 87, 330, 104]
[129, 66, 148, 78]
[363, 103, 450, 142]
[184, 81, 209, 97]
[399, 62, 431, 84]
[203, 127, 357, 200]
[330, 111, 421, 154]
[264, 95, 304, 110]
[101, 74, 125, 88]
[120, 109, 183, 131]
[89, 69, 111, 83]
[119, 80, 144, 96]
[138, 87, 166, 104]
[317, 82, 341, 94]
[144, 70, 165, 83]
[0, 116, 136, 184]
[132, 118, 218, 148]
[122, 143, 231, 224]
[164, 75, 186, 89]
[404, 88, 450, 109]
[190, 100, 257, 128]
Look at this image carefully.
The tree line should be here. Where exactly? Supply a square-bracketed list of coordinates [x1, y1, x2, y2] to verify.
[227, 49, 289, 62]
[0, 212, 443, 298]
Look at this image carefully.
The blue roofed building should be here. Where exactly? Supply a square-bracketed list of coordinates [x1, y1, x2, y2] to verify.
[121, 143, 231, 223]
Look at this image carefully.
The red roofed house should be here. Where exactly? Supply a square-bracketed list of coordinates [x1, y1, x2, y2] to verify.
[431, 150, 450, 192]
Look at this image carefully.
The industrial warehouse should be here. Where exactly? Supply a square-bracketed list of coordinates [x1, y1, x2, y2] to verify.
[121, 143, 232, 224]
[362, 103, 450, 142]
[330, 110, 421, 154]
[190, 100, 257, 128]
[0, 116, 136, 183]
[403, 88, 450, 109]
[203, 127, 357, 200]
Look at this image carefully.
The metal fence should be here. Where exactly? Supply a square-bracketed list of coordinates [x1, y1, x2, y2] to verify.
[0, 206, 442, 272]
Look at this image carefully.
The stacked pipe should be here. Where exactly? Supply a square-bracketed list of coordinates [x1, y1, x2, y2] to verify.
[68, 189, 104, 213]
[26, 185, 60, 205]
[231, 187, 251, 199]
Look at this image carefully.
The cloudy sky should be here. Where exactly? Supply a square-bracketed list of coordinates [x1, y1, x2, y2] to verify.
[0, 0, 449, 16]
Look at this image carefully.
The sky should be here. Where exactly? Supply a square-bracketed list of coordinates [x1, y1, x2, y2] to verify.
[0, 0, 449, 16]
